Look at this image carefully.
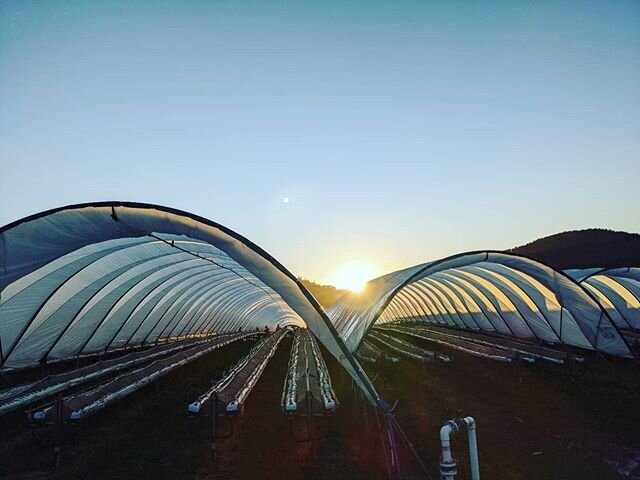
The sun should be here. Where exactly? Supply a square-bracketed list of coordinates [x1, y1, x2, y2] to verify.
[328, 262, 378, 293]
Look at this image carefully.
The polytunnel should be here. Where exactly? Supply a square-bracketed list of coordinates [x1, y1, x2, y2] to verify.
[0, 202, 383, 407]
[327, 251, 634, 358]
[566, 268, 640, 332]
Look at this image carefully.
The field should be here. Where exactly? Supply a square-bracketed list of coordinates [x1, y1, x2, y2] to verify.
[1, 332, 639, 480]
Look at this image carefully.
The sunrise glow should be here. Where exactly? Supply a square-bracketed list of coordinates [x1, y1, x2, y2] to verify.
[328, 262, 379, 293]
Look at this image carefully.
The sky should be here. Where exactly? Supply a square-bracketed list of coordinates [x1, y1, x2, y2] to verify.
[1, 0, 639, 285]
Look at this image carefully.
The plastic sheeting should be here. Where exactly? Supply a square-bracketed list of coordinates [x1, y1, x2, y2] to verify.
[282, 328, 337, 414]
[567, 268, 640, 331]
[327, 252, 633, 358]
[0, 203, 383, 408]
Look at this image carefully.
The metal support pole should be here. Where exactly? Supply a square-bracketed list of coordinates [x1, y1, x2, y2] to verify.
[386, 413, 402, 480]
[210, 392, 217, 460]
[362, 391, 370, 433]
[54, 394, 63, 467]
[306, 392, 312, 441]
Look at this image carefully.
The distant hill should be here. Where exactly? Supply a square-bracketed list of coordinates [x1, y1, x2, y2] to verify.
[510, 228, 640, 270]
[298, 278, 347, 309]
[299, 229, 639, 309]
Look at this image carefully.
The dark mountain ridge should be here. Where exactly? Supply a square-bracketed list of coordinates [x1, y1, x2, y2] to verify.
[509, 228, 640, 270]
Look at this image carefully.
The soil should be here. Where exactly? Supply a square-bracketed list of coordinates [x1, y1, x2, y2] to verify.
[1, 331, 639, 480]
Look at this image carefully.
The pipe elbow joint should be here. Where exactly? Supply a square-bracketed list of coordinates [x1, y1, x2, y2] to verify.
[463, 416, 476, 430]
[440, 420, 458, 441]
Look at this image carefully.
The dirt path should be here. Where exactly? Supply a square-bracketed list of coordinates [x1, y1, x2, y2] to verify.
[196, 335, 385, 480]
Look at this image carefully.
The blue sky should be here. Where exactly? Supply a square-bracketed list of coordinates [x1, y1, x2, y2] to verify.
[1, 0, 639, 283]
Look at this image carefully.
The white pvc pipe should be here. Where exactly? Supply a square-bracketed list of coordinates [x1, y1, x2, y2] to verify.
[439, 417, 480, 480]
[439, 421, 458, 480]
[463, 417, 480, 480]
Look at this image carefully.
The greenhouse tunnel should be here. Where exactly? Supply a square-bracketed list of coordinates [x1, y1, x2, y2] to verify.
[327, 251, 634, 359]
[0, 202, 383, 407]
[566, 268, 640, 332]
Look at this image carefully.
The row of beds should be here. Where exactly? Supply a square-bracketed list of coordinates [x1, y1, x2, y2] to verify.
[1, 321, 587, 426]
[358, 322, 585, 366]
[0, 327, 339, 425]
